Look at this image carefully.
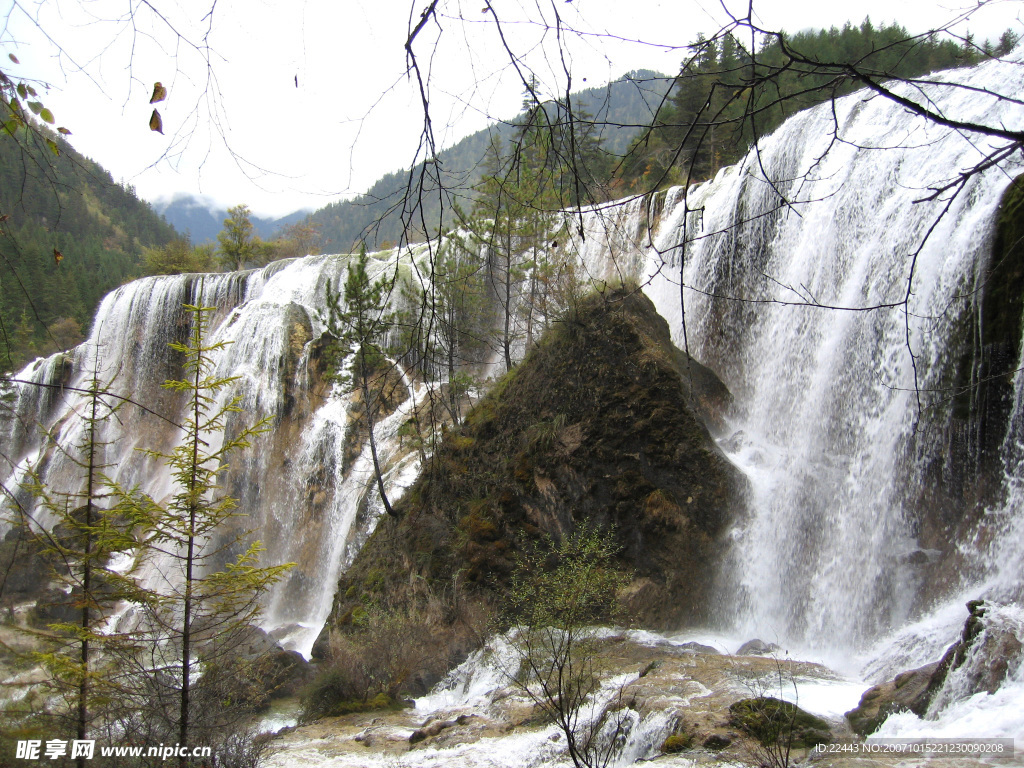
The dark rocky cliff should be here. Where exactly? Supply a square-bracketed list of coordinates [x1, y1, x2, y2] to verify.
[914, 174, 1024, 596]
[314, 286, 745, 661]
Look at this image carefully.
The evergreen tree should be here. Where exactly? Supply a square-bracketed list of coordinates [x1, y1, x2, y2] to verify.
[108, 290, 289, 762]
[23, 350, 137, 768]
[430, 234, 491, 422]
[473, 135, 526, 372]
[324, 246, 398, 518]
[622, 19, 991, 190]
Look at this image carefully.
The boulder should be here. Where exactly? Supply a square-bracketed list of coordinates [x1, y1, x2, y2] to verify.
[728, 697, 831, 747]
[27, 587, 78, 628]
[846, 599, 1024, 736]
[256, 648, 313, 699]
[736, 639, 780, 656]
[703, 733, 731, 750]
[409, 718, 456, 744]
[845, 662, 939, 737]
[227, 624, 281, 659]
[680, 642, 720, 655]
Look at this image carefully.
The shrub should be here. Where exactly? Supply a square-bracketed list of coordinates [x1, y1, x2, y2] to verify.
[662, 732, 694, 753]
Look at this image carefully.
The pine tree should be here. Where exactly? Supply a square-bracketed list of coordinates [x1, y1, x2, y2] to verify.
[108, 287, 290, 763]
[23, 348, 137, 768]
[473, 135, 526, 372]
[324, 246, 399, 518]
[430, 233, 491, 422]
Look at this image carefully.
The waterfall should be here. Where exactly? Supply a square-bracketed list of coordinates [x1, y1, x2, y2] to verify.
[5, 48, 1024, 752]
[1, 252, 421, 657]
[573, 51, 1024, 654]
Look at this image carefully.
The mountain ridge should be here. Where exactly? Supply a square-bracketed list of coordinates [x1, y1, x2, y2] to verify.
[307, 70, 672, 251]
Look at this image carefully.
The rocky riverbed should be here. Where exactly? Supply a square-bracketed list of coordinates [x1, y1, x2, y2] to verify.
[264, 630, 898, 768]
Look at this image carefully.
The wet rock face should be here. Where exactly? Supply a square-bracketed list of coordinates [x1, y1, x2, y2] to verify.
[846, 599, 1024, 736]
[914, 175, 1024, 598]
[845, 662, 939, 737]
[925, 599, 1024, 710]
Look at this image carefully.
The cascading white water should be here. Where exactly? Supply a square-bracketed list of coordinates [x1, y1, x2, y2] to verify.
[570, 51, 1024, 747]
[578, 52, 1024, 654]
[0, 252, 423, 657]
[6, 49, 1024, 760]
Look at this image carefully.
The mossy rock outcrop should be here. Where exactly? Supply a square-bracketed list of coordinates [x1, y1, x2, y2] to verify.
[728, 697, 831, 748]
[314, 286, 745, 664]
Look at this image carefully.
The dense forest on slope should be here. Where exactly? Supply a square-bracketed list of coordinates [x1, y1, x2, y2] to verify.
[0, 126, 177, 371]
[620, 20, 1019, 189]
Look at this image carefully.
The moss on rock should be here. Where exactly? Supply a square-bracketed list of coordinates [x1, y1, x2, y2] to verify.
[315, 285, 744, 665]
[728, 696, 831, 748]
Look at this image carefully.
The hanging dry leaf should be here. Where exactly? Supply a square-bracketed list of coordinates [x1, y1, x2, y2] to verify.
[53, 248, 64, 266]
[150, 82, 167, 104]
[149, 109, 163, 134]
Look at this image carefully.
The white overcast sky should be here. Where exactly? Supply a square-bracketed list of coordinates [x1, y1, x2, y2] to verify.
[2, 0, 1021, 218]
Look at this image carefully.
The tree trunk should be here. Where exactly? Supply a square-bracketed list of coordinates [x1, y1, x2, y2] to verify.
[360, 347, 397, 518]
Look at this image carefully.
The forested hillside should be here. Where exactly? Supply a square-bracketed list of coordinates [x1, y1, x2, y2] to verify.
[620, 20, 1019, 189]
[0, 126, 177, 371]
[308, 70, 673, 251]
[308, 21, 1017, 253]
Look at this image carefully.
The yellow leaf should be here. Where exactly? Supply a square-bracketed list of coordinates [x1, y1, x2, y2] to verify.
[150, 82, 167, 104]
[149, 109, 163, 134]
[53, 248, 63, 266]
